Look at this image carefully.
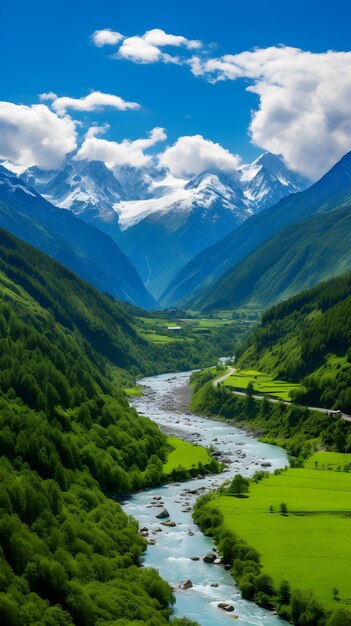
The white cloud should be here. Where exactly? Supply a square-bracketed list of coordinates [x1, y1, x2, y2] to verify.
[92, 29, 124, 47]
[143, 28, 201, 50]
[188, 46, 351, 179]
[85, 123, 110, 139]
[75, 126, 167, 169]
[118, 36, 162, 63]
[0, 102, 77, 169]
[115, 28, 202, 64]
[39, 91, 58, 102]
[51, 91, 141, 116]
[158, 135, 241, 177]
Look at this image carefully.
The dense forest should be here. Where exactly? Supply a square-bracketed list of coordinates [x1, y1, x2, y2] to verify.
[0, 228, 237, 377]
[0, 228, 199, 625]
[236, 273, 351, 412]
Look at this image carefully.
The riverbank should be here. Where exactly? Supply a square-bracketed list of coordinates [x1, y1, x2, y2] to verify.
[193, 460, 351, 624]
[163, 436, 221, 481]
[125, 370, 288, 626]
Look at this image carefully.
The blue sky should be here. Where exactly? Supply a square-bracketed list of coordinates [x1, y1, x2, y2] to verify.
[1, 0, 351, 177]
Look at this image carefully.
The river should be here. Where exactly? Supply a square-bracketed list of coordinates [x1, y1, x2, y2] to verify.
[122, 371, 288, 626]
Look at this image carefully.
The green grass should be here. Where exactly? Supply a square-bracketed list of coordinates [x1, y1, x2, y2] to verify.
[213, 461, 351, 609]
[223, 368, 302, 401]
[305, 451, 351, 470]
[139, 332, 179, 344]
[124, 386, 143, 396]
[163, 436, 213, 475]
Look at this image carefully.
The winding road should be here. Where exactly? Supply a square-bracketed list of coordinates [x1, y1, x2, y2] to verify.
[213, 367, 351, 422]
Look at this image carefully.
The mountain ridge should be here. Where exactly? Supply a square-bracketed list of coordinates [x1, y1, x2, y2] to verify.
[160, 151, 351, 307]
[0, 165, 155, 309]
[21, 152, 307, 298]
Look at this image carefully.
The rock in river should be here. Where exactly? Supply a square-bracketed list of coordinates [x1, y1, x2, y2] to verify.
[180, 579, 193, 590]
[156, 507, 169, 519]
[218, 602, 235, 612]
[203, 552, 217, 563]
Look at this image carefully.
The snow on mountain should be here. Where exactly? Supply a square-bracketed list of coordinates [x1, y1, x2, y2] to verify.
[21, 157, 127, 240]
[21, 152, 307, 234]
[239, 152, 308, 211]
[17, 151, 308, 300]
[115, 170, 251, 230]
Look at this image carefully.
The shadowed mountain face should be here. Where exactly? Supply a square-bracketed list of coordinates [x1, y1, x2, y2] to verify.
[194, 203, 351, 311]
[160, 151, 351, 308]
[0, 166, 155, 309]
[22, 153, 307, 299]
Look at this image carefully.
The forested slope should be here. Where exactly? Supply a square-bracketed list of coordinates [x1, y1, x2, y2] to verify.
[237, 273, 351, 412]
[195, 203, 351, 311]
[0, 228, 196, 625]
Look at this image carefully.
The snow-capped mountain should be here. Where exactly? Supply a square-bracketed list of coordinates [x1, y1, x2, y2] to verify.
[239, 152, 308, 211]
[115, 170, 253, 298]
[21, 157, 125, 239]
[21, 152, 308, 298]
[116, 169, 251, 230]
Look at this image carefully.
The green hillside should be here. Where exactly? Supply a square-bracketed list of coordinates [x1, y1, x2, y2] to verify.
[0, 228, 197, 626]
[197, 204, 351, 311]
[237, 273, 351, 413]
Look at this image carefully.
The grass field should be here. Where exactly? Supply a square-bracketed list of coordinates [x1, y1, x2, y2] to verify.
[163, 436, 213, 475]
[305, 451, 351, 470]
[139, 331, 180, 344]
[135, 312, 252, 344]
[222, 368, 302, 401]
[213, 460, 351, 609]
[124, 386, 143, 396]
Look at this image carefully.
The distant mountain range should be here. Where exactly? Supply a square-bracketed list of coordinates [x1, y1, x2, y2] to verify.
[3, 149, 351, 313]
[22, 152, 307, 298]
[0, 166, 155, 309]
[162, 151, 351, 308]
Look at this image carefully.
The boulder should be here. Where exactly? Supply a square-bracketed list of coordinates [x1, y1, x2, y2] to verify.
[203, 552, 217, 563]
[218, 602, 234, 612]
[156, 507, 169, 519]
[190, 556, 200, 561]
[140, 526, 148, 532]
[211, 583, 219, 588]
[214, 557, 223, 565]
[161, 520, 176, 527]
[180, 579, 193, 590]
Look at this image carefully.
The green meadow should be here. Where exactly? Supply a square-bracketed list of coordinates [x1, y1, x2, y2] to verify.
[163, 436, 213, 475]
[223, 368, 302, 401]
[213, 459, 351, 609]
[305, 451, 351, 470]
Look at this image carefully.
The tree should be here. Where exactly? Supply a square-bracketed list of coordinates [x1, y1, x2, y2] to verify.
[278, 580, 291, 605]
[280, 502, 288, 515]
[269, 504, 274, 513]
[228, 474, 249, 497]
[332, 587, 339, 600]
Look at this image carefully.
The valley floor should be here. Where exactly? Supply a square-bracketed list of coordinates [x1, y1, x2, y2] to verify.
[212, 457, 351, 610]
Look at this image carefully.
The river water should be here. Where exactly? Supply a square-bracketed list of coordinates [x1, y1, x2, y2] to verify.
[122, 371, 288, 626]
